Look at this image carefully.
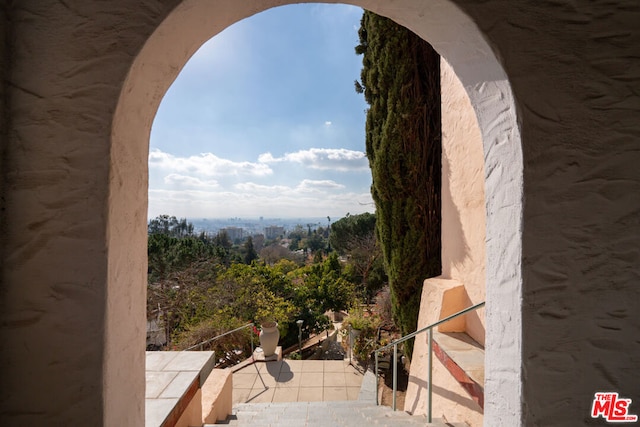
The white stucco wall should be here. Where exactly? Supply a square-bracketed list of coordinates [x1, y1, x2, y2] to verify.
[1, 1, 638, 427]
[404, 58, 486, 425]
[440, 58, 486, 346]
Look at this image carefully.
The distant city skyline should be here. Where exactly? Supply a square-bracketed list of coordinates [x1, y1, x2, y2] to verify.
[148, 4, 375, 219]
[182, 216, 338, 238]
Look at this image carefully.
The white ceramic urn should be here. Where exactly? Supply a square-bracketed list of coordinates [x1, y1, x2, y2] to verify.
[259, 321, 279, 357]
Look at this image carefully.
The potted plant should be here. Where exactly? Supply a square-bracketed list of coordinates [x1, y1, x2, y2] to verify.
[344, 306, 372, 336]
[343, 306, 380, 367]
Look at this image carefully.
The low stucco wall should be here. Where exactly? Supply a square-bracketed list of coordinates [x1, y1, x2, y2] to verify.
[406, 278, 484, 425]
[174, 389, 203, 427]
[202, 369, 233, 423]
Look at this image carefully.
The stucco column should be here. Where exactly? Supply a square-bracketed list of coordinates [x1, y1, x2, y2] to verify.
[456, 1, 640, 425]
[0, 1, 177, 425]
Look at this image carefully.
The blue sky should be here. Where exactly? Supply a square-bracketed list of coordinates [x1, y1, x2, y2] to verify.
[149, 4, 374, 219]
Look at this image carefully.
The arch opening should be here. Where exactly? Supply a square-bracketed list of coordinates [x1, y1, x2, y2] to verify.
[111, 1, 523, 425]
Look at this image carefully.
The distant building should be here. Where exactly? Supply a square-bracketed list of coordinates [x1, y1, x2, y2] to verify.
[264, 225, 285, 240]
[221, 226, 243, 242]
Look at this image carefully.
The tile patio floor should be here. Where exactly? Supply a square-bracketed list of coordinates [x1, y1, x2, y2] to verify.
[232, 359, 364, 405]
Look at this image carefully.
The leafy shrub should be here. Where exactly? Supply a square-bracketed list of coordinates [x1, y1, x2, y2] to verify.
[343, 305, 381, 367]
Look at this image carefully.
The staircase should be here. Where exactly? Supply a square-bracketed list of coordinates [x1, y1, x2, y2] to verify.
[203, 359, 467, 427]
[208, 401, 465, 426]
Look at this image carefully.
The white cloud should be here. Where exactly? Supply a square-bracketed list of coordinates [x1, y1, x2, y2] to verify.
[298, 179, 345, 191]
[324, 121, 332, 126]
[233, 182, 291, 194]
[234, 179, 345, 196]
[258, 148, 368, 171]
[256, 152, 278, 163]
[148, 187, 374, 219]
[163, 173, 220, 189]
[149, 149, 272, 177]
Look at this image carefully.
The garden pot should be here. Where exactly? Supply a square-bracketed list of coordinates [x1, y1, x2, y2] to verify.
[259, 322, 280, 357]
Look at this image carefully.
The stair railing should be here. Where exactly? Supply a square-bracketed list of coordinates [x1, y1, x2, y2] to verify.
[373, 301, 485, 422]
[185, 322, 255, 352]
[185, 322, 267, 389]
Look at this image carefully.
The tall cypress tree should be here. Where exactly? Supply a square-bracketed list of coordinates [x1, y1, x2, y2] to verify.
[243, 236, 258, 265]
[356, 11, 441, 355]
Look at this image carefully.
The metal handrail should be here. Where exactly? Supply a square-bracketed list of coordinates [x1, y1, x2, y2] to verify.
[373, 301, 485, 422]
[185, 322, 254, 351]
[184, 322, 267, 391]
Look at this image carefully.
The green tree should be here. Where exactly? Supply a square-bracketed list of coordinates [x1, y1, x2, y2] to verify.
[147, 216, 361, 351]
[148, 215, 193, 237]
[304, 232, 326, 253]
[147, 233, 216, 282]
[210, 230, 235, 266]
[356, 11, 442, 355]
[329, 212, 376, 254]
[329, 213, 386, 303]
[243, 236, 258, 265]
[287, 225, 306, 251]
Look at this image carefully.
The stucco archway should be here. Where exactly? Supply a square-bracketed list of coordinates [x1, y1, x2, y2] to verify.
[111, 1, 522, 425]
[4, 0, 638, 426]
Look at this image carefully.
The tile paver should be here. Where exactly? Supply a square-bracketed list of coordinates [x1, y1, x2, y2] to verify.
[233, 372, 258, 388]
[324, 372, 346, 387]
[301, 360, 325, 372]
[346, 386, 361, 400]
[299, 371, 324, 386]
[145, 371, 178, 398]
[159, 371, 197, 398]
[323, 386, 348, 401]
[273, 387, 300, 402]
[277, 372, 301, 387]
[232, 387, 252, 404]
[298, 387, 324, 402]
[232, 360, 364, 405]
[281, 360, 303, 372]
[345, 371, 364, 387]
[247, 387, 275, 403]
[324, 360, 348, 372]
[258, 373, 279, 388]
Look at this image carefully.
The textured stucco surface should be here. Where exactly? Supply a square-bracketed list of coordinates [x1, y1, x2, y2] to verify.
[1, 1, 638, 426]
[405, 59, 486, 425]
[451, 2, 640, 426]
[439, 58, 486, 346]
[0, 1, 180, 425]
[202, 369, 233, 423]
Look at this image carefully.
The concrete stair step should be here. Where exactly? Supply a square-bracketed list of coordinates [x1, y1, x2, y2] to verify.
[207, 401, 457, 426]
[432, 331, 484, 409]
